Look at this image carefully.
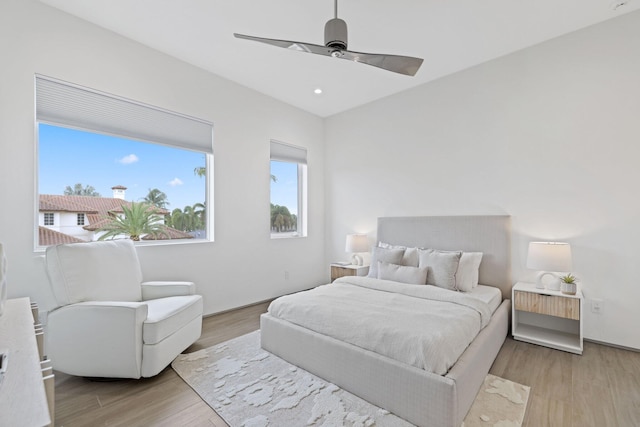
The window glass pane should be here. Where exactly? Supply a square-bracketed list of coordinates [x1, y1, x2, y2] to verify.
[44, 213, 54, 226]
[270, 160, 302, 237]
[37, 123, 208, 246]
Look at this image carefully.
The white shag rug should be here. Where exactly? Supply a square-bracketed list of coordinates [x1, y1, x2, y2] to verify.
[172, 331, 529, 427]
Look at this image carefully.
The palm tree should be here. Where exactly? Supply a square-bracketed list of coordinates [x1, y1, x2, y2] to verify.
[182, 205, 197, 232]
[169, 203, 205, 232]
[191, 202, 206, 229]
[270, 204, 295, 232]
[98, 202, 169, 241]
[169, 208, 186, 231]
[194, 166, 206, 178]
[64, 183, 101, 197]
[141, 188, 169, 209]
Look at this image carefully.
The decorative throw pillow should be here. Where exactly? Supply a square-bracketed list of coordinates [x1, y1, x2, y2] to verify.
[367, 246, 405, 278]
[456, 252, 483, 292]
[378, 242, 419, 267]
[418, 248, 462, 290]
[377, 261, 428, 285]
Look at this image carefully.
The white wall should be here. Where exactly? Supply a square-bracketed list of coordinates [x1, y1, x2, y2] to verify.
[0, 0, 326, 317]
[325, 11, 640, 349]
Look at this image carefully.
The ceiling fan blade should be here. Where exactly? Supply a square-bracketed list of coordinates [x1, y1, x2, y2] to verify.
[234, 33, 333, 57]
[339, 50, 423, 76]
[234, 33, 423, 77]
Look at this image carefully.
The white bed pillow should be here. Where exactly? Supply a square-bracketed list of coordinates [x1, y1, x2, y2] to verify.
[456, 252, 483, 292]
[377, 261, 428, 285]
[417, 248, 462, 290]
[367, 246, 405, 278]
[378, 242, 419, 267]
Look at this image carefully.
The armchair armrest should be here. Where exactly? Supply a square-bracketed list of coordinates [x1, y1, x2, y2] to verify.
[46, 301, 148, 378]
[141, 281, 196, 300]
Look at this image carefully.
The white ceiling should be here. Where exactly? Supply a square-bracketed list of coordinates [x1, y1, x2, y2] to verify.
[40, 0, 639, 118]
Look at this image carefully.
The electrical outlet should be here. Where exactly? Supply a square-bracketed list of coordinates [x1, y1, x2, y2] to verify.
[284, 271, 290, 280]
[590, 298, 604, 315]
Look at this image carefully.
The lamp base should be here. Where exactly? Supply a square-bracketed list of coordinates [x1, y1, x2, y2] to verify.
[536, 271, 561, 290]
[351, 254, 363, 266]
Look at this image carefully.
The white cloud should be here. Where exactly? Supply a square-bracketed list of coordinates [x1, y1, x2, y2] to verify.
[168, 177, 184, 187]
[118, 154, 139, 164]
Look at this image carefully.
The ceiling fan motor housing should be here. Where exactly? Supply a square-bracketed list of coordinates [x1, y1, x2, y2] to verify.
[325, 18, 348, 50]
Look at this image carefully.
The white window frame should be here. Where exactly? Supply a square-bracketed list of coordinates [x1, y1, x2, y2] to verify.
[34, 74, 214, 249]
[270, 140, 307, 239]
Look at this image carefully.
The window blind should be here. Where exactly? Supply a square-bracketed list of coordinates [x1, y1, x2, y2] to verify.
[35, 75, 213, 154]
[270, 140, 307, 164]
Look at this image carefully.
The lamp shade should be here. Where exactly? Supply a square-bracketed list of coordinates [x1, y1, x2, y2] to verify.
[526, 242, 572, 272]
[345, 234, 368, 253]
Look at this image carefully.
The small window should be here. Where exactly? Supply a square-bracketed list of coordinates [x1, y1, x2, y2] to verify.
[77, 213, 85, 226]
[270, 140, 307, 238]
[44, 213, 54, 226]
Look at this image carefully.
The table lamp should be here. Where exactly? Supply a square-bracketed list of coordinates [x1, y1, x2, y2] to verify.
[526, 241, 572, 290]
[345, 234, 369, 266]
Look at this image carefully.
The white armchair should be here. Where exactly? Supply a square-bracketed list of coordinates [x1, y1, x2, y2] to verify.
[44, 239, 203, 378]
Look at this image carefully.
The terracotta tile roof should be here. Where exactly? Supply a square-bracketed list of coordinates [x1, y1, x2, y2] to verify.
[40, 194, 119, 214]
[82, 216, 112, 231]
[142, 227, 194, 240]
[39, 195, 169, 216]
[38, 226, 86, 246]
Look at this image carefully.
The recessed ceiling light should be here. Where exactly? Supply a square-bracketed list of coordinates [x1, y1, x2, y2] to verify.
[314, 88, 323, 95]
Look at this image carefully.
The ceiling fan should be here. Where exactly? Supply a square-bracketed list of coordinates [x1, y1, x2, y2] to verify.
[234, 0, 423, 77]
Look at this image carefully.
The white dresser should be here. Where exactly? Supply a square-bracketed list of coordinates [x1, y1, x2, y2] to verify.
[0, 298, 53, 426]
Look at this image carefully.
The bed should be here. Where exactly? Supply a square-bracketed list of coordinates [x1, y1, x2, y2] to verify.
[260, 216, 512, 427]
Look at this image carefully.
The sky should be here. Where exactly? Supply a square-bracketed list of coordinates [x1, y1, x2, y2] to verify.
[39, 124, 206, 210]
[39, 124, 300, 214]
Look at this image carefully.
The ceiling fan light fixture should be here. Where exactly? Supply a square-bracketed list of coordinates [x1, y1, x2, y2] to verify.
[324, 18, 348, 50]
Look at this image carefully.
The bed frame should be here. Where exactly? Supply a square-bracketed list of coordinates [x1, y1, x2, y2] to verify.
[261, 215, 512, 427]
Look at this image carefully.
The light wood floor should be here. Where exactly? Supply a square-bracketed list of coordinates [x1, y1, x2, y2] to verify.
[55, 302, 640, 427]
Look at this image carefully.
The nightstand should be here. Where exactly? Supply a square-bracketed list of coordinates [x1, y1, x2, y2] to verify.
[330, 264, 369, 282]
[512, 281, 583, 354]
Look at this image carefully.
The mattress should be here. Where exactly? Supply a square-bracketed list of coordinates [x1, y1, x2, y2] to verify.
[467, 284, 503, 314]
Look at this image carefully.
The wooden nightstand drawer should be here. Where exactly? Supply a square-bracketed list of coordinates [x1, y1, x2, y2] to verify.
[330, 265, 369, 282]
[514, 291, 579, 320]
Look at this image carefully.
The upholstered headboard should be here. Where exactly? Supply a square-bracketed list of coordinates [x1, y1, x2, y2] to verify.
[377, 216, 512, 299]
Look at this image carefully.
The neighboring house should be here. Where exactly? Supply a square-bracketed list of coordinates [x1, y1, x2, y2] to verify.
[38, 185, 192, 246]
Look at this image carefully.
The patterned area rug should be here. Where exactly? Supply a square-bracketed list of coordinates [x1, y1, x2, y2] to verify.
[172, 331, 529, 427]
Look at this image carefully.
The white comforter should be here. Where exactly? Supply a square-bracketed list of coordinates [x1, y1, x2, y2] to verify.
[268, 276, 492, 375]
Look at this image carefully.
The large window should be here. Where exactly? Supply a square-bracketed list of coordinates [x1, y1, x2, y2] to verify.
[35, 75, 213, 248]
[270, 140, 307, 238]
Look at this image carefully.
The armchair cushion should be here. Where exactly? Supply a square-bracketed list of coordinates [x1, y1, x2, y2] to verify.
[45, 239, 143, 305]
[143, 295, 203, 345]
